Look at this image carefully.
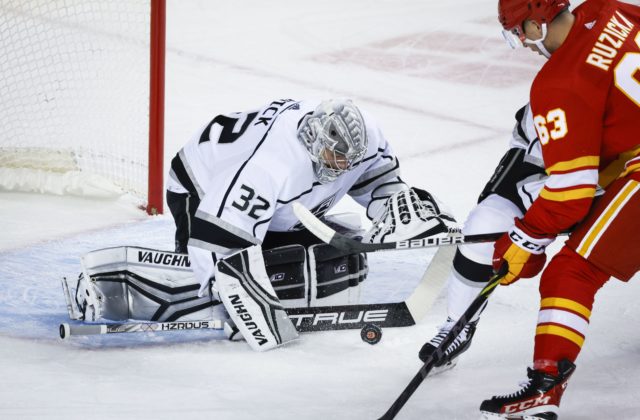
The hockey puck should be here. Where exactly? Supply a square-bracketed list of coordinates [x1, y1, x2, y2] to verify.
[59, 323, 70, 340]
[360, 323, 382, 345]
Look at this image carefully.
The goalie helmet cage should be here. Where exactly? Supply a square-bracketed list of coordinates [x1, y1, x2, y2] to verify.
[0, 0, 166, 215]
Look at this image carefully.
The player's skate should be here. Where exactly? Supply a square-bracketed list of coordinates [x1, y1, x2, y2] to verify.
[479, 359, 575, 420]
[418, 317, 477, 375]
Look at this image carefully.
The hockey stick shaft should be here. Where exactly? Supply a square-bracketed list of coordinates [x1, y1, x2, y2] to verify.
[377, 264, 509, 420]
[59, 319, 224, 339]
[292, 202, 503, 253]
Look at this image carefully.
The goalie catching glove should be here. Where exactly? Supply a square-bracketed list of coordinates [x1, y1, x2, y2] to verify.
[363, 188, 459, 244]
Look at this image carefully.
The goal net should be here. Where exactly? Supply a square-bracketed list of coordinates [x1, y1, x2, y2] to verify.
[0, 0, 165, 214]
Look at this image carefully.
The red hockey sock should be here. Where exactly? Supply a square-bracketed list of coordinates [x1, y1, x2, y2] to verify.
[533, 247, 609, 370]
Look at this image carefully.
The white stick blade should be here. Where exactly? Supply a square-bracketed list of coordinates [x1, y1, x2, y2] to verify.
[292, 202, 336, 243]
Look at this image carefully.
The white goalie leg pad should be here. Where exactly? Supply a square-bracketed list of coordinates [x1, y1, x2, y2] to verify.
[216, 245, 299, 352]
[75, 246, 221, 322]
[74, 273, 103, 322]
[223, 319, 244, 341]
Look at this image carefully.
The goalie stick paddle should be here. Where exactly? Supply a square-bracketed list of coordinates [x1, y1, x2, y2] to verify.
[377, 264, 509, 420]
[292, 202, 504, 253]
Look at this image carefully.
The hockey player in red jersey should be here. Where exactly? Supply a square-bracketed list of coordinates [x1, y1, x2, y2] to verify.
[481, 0, 640, 418]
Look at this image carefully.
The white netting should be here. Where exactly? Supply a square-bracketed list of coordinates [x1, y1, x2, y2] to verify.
[0, 0, 152, 198]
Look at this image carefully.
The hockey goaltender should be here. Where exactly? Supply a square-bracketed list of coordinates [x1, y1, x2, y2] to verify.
[63, 98, 458, 351]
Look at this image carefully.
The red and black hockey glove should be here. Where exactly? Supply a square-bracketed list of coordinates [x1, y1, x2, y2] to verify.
[492, 218, 554, 285]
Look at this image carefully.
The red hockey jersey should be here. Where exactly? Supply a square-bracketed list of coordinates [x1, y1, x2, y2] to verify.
[524, 0, 640, 236]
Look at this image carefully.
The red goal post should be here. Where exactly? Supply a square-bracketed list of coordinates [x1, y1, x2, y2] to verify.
[0, 0, 166, 215]
[148, 0, 166, 215]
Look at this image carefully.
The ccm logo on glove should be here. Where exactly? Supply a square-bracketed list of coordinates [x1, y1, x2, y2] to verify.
[508, 231, 547, 254]
[493, 218, 554, 285]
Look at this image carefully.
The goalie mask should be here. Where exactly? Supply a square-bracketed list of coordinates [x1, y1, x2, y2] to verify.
[298, 99, 368, 184]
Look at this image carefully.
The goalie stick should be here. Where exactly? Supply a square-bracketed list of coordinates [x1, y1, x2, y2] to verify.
[58, 300, 413, 340]
[376, 264, 509, 420]
[292, 202, 504, 253]
[60, 247, 448, 338]
[59, 319, 224, 339]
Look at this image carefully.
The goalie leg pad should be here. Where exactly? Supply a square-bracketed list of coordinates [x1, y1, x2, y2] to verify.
[75, 246, 221, 322]
[75, 274, 102, 322]
[216, 246, 299, 352]
[74, 241, 366, 325]
[223, 319, 244, 341]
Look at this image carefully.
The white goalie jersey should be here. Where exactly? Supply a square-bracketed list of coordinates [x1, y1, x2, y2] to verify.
[167, 99, 407, 290]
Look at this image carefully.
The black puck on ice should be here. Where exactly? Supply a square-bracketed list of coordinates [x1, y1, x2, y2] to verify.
[360, 323, 382, 345]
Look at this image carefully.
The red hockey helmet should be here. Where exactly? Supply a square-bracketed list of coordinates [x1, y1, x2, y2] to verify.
[498, 0, 570, 47]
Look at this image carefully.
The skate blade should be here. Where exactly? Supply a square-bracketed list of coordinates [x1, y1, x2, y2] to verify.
[480, 412, 503, 419]
[427, 360, 458, 377]
[480, 412, 526, 420]
[479, 412, 553, 420]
